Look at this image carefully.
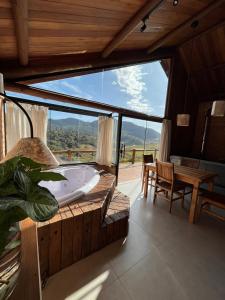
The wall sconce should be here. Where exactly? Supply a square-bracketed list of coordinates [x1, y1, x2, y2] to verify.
[177, 114, 190, 127]
[211, 100, 225, 117]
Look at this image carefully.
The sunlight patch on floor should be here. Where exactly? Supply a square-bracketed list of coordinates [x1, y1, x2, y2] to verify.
[65, 270, 110, 300]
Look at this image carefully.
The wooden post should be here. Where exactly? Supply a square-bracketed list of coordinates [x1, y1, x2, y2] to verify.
[0, 99, 5, 160]
[131, 149, 136, 164]
[67, 150, 72, 161]
[154, 149, 157, 160]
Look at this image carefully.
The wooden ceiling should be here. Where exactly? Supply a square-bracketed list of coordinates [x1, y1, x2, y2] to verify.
[179, 21, 225, 100]
[0, 0, 225, 83]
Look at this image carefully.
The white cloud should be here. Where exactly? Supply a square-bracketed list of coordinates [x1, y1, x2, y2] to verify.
[113, 65, 152, 114]
[60, 81, 93, 100]
[112, 81, 117, 86]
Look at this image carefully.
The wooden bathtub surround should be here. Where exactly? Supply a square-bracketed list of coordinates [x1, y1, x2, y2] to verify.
[38, 170, 130, 284]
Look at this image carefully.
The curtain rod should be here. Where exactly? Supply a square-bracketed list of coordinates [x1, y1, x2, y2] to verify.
[5, 95, 111, 118]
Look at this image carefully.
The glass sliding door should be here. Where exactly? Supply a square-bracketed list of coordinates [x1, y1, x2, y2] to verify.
[118, 116, 161, 184]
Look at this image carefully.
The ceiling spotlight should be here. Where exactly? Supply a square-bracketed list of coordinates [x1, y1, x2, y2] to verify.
[173, 0, 179, 6]
[191, 20, 199, 28]
[140, 21, 147, 32]
[140, 14, 149, 32]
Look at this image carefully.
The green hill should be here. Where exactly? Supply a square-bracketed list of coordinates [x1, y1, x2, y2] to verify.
[47, 118, 160, 150]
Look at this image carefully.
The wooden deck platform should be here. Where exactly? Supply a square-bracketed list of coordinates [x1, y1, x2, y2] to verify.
[37, 171, 130, 284]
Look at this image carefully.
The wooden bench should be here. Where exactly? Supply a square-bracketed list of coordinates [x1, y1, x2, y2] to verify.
[37, 171, 130, 284]
[199, 190, 225, 221]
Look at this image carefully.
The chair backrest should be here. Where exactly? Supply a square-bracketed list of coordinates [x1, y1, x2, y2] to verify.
[181, 158, 200, 169]
[143, 154, 153, 164]
[156, 160, 174, 184]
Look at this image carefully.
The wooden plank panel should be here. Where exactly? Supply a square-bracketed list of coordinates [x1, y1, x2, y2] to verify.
[37, 221, 50, 283]
[45, 0, 145, 13]
[29, 0, 132, 19]
[69, 203, 84, 262]
[48, 213, 62, 275]
[80, 204, 95, 257]
[29, 10, 124, 26]
[90, 203, 101, 252]
[59, 205, 74, 269]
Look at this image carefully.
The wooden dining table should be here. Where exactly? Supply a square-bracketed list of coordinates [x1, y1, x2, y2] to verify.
[143, 163, 217, 224]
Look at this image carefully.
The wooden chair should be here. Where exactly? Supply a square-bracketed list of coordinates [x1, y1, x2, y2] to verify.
[153, 160, 187, 213]
[142, 154, 155, 190]
[181, 158, 200, 169]
[198, 189, 225, 222]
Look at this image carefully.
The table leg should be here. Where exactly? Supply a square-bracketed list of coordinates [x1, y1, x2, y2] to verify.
[142, 166, 146, 191]
[144, 168, 149, 198]
[189, 183, 199, 224]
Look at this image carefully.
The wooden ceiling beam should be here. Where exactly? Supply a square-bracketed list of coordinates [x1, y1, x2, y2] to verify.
[102, 0, 165, 58]
[5, 82, 162, 122]
[11, 0, 29, 66]
[146, 0, 225, 54]
[1, 48, 173, 83]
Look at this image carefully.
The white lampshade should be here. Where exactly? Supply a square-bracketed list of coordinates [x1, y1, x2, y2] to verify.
[211, 101, 225, 117]
[177, 114, 190, 126]
[1, 137, 59, 168]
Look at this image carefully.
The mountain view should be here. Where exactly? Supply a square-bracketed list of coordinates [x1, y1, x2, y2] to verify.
[47, 118, 160, 151]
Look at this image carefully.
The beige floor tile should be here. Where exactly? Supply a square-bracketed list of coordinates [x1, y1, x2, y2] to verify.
[120, 247, 189, 300]
[97, 279, 131, 300]
[43, 251, 117, 300]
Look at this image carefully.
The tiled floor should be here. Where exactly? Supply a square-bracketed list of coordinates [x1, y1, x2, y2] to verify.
[43, 180, 225, 300]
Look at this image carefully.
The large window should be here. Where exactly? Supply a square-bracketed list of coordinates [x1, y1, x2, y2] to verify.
[48, 110, 98, 164]
[33, 59, 170, 118]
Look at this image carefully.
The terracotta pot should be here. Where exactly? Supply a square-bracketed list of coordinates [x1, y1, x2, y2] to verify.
[0, 225, 21, 300]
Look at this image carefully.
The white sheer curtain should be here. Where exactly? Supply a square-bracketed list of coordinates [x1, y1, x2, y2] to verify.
[6, 102, 48, 152]
[159, 119, 171, 162]
[96, 116, 113, 166]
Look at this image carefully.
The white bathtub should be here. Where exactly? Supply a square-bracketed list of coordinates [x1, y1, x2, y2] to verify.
[39, 165, 100, 207]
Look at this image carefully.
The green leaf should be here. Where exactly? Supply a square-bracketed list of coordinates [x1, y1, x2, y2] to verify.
[14, 170, 32, 196]
[0, 180, 17, 196]
[26, 185, 58, 221]
[29, 170, 66, 184]
[19, 156, 45, 171]
[0, 156, 20, 186]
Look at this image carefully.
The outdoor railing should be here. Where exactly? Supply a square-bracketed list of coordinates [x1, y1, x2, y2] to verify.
[52, 148, 159, 164]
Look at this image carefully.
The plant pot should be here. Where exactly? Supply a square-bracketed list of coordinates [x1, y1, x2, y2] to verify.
[0, 225, 21, 300]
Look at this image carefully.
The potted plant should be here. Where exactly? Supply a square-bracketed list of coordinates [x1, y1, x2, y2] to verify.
[0, 156, 66, 300]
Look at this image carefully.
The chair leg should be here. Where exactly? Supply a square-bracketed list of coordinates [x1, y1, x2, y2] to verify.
[153, 186, 157, 205]
[181, 190, 185, 209]
[169, 192, 173, 213]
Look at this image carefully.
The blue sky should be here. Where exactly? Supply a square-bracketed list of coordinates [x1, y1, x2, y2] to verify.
[7, 61, 168, 133]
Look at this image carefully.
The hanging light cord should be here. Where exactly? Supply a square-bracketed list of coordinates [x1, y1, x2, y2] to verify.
[183, 39, 194, 113]
[1, 92, 34, 138]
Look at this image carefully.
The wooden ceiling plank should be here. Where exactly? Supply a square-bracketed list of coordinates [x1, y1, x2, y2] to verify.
[102, 0, 165, 58]
[146, 0, 225, 54]
[11, 0, 29, 66]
